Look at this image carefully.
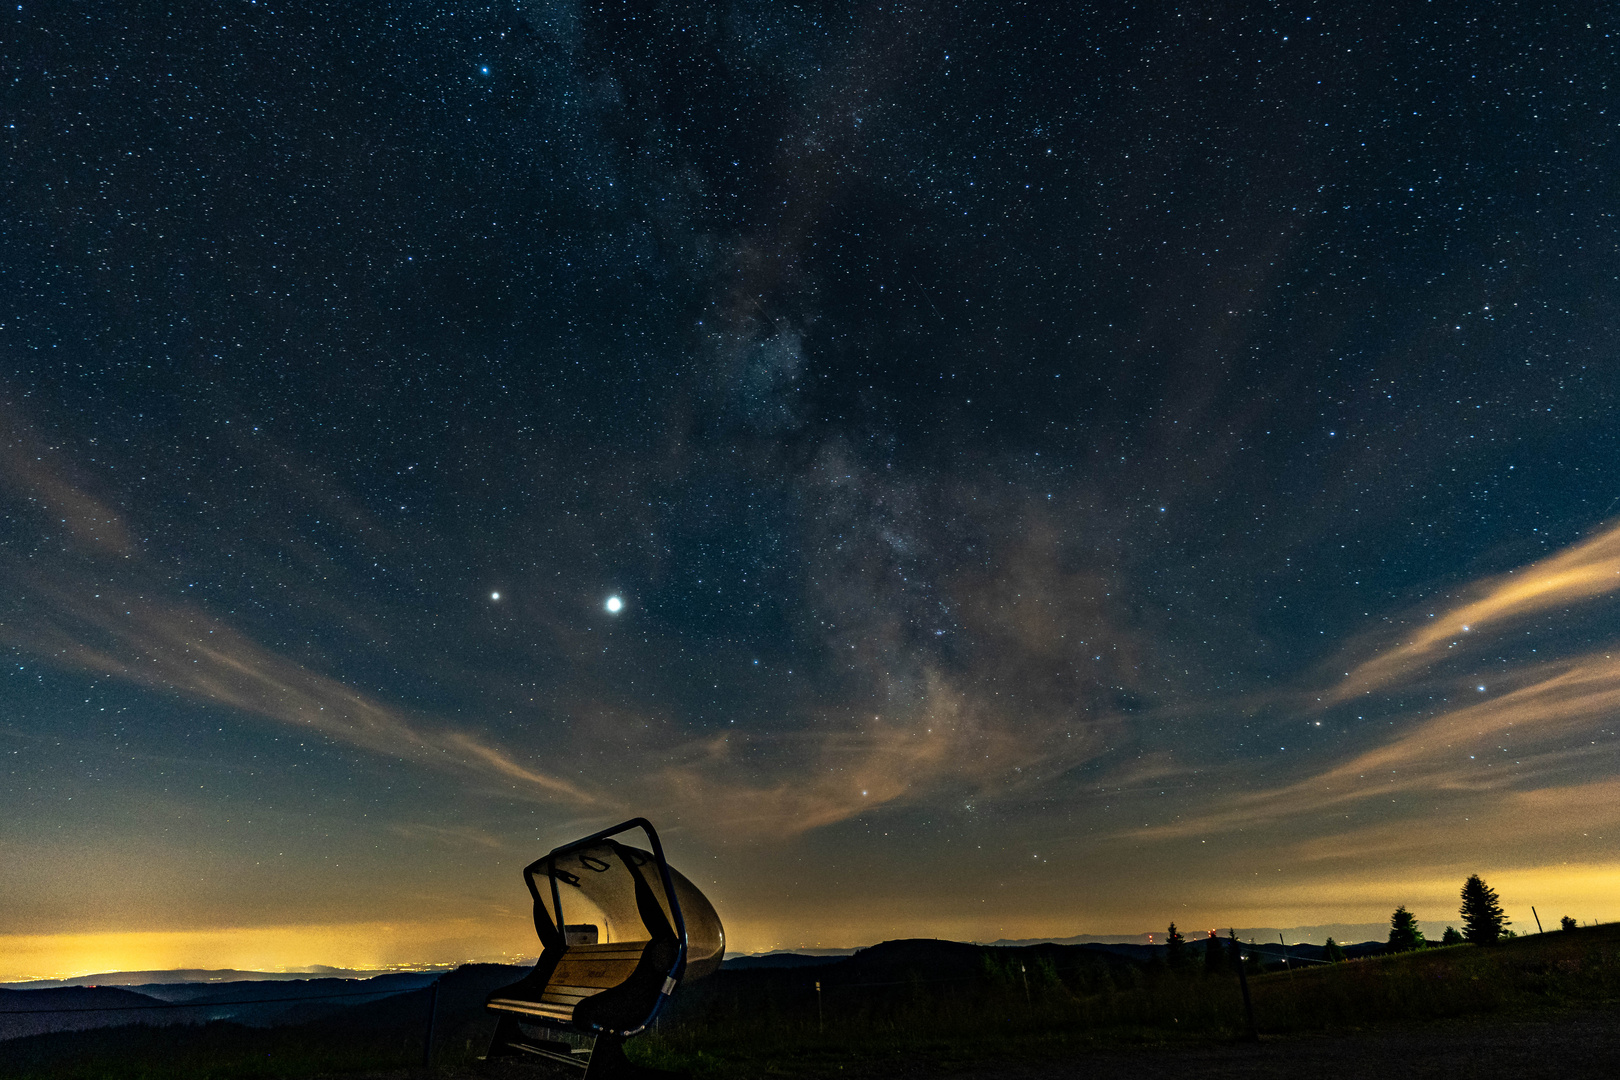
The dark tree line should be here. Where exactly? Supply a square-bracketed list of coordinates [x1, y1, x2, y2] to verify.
[1387, 874, 1512, 952]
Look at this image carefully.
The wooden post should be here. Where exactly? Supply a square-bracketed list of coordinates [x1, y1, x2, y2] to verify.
[1532, 906, 1544, 933]
[815, 980, 823, 1037]
[422, 977, 441, 1068]
[1279, 933, 1294, 982]
[1235, 936, 1257, 1042]
[1020, 962, 1031, 1006]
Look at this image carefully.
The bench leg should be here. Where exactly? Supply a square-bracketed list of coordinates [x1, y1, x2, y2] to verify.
[582, 1034, 630, 1078]
[483, 1014, 527, 1059]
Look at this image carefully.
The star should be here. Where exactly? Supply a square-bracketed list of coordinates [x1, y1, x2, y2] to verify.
[605, 596, 623, 613]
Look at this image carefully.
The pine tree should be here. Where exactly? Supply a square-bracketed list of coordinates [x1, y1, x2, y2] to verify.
[1324, 937, 1346, 962]
[1561, 916, 1578, 932]
[1166, 922, 1187, 969]
[1204, 930, 1225, 973]
[1459, 874, 1508, 944]
[1441, 926, 1463, 945]
[1227, 928, 1243, 973]
[1387, 906, 1426, 952]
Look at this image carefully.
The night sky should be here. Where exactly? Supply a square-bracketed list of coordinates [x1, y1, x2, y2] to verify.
[4, 1, 1619, 979]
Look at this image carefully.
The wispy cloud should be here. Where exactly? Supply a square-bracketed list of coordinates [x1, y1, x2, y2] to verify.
[1139, 649, 1620, 840]
[0, 408, 604, 810]
[1285, 777, 1620, 867]
[0, 406, 132, 555]
[654, 665, 1062, 834]
[1124, 517, 1620, 846]
[2, 574, 602, 809]
[1331, 519, 1620, 701]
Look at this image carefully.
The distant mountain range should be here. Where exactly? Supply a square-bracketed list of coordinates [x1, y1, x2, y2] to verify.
[0, 971, 444, 1042]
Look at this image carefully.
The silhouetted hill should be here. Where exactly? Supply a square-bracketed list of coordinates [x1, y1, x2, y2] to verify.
[0, 971, 446, 1041]
[139, 972, 436, 1007]
[723, 953, 844, 970]
[0, 986, 175, 1041]
[816, 937, 1162, 983]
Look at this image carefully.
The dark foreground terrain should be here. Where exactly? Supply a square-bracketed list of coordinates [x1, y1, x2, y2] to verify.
[3, 925, 1617, 1079]
[963, 1006, 1620, 1080]
[32, 1005, 1608, 1080]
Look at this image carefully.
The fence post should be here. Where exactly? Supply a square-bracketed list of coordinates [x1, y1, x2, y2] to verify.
[422, 977, 441, 1068]
[1235, 936, 1257, 1042]
[1532, 906, 1544, 933]
[815, 981, 823, 1037]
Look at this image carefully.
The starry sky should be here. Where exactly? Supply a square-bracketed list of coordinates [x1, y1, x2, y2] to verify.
[4, 1, 1619, 979]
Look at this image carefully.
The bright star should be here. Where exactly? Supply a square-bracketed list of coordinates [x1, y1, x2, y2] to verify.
[490, 592, 500, 601]
[605, 596, 623, 613]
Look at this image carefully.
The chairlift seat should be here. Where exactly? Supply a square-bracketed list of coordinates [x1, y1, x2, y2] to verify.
[483, 818, 724, 1078]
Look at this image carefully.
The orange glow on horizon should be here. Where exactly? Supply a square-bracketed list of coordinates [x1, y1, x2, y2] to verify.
[7, 861, 1617, 983]
[0, 920, 535, 985]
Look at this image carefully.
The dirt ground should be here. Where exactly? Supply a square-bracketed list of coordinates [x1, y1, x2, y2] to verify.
[966, 1005, 1620, 1080]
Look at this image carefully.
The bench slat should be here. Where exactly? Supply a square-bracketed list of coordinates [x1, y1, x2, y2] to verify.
[487, 997, 576, 1022]
[550, 964, 641, 989]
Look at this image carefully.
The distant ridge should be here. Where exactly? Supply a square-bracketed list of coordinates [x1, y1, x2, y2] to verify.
[0, 970, 448, 1041]
[0, 986, 175, 1041]
[975, 922, 1444, 948]
[722, 953, 846, 970]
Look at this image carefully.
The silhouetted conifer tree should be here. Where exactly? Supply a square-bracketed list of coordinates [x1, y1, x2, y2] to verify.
[1227, 928, 1243, 972]
[1441, 926, 1463, 945]
[1165, 923, 1186, 969]
[1561, 916, 1578, 932]
[1460, 875, 1508, 944]
[1204, 930, 1224, 973]
[1387, 905, 1425, 952]
[1324, 937, 1346, 962]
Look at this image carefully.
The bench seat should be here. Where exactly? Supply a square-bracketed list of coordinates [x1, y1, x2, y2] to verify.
[487, 942, 650, 1025]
